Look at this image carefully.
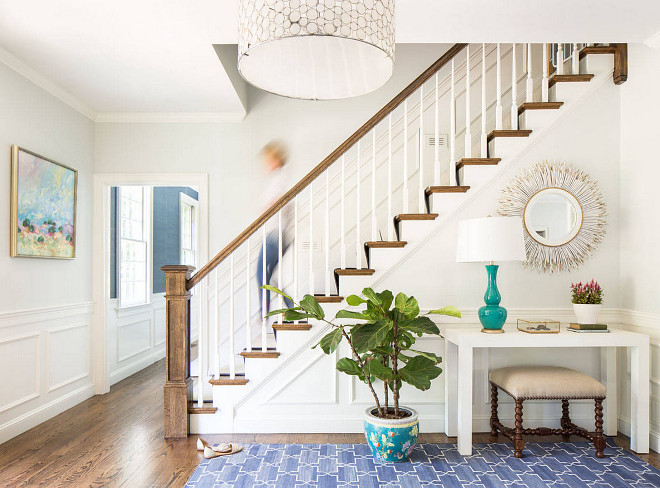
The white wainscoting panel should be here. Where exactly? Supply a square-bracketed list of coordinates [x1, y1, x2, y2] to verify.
[0, 302, 93, 444]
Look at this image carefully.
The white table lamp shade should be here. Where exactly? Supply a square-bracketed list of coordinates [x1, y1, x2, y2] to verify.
[456, 217, 526, 263]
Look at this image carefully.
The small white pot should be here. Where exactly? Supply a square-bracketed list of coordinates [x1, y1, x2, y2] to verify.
[573, 304, 602, 324]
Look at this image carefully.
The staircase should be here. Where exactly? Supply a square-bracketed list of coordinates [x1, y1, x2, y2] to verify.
[162, 42, 628, 438]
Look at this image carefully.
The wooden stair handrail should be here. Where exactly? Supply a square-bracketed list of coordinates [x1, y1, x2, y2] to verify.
[187, 42, 468, 290]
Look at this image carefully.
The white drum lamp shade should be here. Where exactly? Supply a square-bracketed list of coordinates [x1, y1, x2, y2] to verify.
[456, 217, 526, 263]
[238, 0, 395, 100]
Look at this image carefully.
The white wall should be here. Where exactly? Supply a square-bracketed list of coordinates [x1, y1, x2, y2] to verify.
[0, 62, 95, 443]
[620, 44, 660, 315]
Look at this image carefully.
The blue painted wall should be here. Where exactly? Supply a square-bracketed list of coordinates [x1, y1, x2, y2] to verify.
[110, 186, 198, 299]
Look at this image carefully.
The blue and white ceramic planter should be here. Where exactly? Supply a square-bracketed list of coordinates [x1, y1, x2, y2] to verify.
[364, 406, 419, 462]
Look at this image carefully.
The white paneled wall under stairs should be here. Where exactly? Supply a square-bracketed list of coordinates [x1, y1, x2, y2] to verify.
[160, 43, 629, 436]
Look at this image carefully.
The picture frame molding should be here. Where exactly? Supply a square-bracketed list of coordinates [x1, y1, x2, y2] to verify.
[10, 144, 78, 259]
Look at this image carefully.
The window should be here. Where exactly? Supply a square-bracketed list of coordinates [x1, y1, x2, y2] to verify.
[118, 186, 151, 308]
[180, 193, 198, 267]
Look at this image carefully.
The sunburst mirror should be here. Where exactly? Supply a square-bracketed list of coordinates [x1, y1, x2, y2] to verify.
[498, 162, 607, 273]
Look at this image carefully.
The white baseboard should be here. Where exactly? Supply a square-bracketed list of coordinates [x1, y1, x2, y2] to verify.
[618, 417, 660, 453]
[110, 349, 165, 386]
[0, 384, 94, 444]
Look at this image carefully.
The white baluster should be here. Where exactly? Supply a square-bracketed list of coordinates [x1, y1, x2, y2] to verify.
[511, 43, 518, 130]
[419, 85, 425, 212]
[309, 182, 315, 292]
[387, 115, 393, 241]
[542, 43, 549, 102]
[496, 43, 503, 130]
[434, 72, 440, 185]
[213, 268, 219, 378]
[481, 43, 487, 158]
[340, 156, 346, 269]
[325, 171, 330, 296]
[449, 58, 456, 186]
[261, 227, 267, 352]
[277, 210, 283, 324]
[403, 100, 409, 212]
[526, 43, 534, 102]
[229, 255, 235, 379]
[371, 130, 377, 241]
[293, 197, 299, 315]
[557, 43, 565, 75]
[245, 238, 251, 352]
[356, 143, 362, 269]
[464, 44, 472, 159]
[198, 278, 206, 407]
[572, 43, 579, 74]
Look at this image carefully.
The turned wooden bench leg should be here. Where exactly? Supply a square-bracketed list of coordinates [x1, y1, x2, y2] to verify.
[561, 399, 571, 440]
[514, 399, 525, 458]
[490, 382, 499, 436]
[594, 398, 606, 458]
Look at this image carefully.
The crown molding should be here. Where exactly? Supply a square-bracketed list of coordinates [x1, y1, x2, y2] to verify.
[0, 46, 97, 121]
[95, 112, 246, 123]
[645, 30, 660, 49]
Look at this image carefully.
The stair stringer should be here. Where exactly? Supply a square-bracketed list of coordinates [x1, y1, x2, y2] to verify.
[194, 62, 615, 435]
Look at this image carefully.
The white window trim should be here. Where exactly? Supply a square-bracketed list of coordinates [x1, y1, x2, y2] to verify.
[179, 192, 198, 268]
[116, 186, 153, 310]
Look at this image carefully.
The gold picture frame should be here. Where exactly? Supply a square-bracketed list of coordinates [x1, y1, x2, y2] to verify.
[10, 145, 78, 259]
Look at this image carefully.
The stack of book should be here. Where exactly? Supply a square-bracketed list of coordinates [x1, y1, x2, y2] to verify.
[568, 323, 610, 333]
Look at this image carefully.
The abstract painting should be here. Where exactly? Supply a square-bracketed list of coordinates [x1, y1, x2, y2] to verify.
[10, 145, 77, 259]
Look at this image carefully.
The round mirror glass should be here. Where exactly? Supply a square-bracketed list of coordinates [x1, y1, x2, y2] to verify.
[523, 188, 583, 246]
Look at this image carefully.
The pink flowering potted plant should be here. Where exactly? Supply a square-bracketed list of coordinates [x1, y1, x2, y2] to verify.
[571, 280, 603, 324]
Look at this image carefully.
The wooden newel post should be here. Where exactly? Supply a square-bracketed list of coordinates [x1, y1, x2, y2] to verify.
[162, 264, 195, 439]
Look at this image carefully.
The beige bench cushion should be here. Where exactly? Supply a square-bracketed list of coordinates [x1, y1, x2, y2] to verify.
[489, 366, 606, 399]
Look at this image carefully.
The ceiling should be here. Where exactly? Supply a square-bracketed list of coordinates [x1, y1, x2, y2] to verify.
[0, 0, 658, 120]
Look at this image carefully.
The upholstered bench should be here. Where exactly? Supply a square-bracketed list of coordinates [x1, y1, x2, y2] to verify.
[489, 366, 606, 458]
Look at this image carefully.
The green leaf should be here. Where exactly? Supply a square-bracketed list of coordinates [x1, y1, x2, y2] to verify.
[426, 306, 462, 318]
[260, 285, 293, 303]
[265, 307, 301, 318]
[402, 296, 420, 318]
[378, 290, 394, 311]
[400, 316, 440, 336]
[319, 328, 343, 354]
[346, 295, 367, 306]
[350, 321, 393, 353]
[408, 349, 443, 364]
[364, 359, 394, 381]
[284, 310, 312, 321]
[335, 310, 368, 320]
[394, 292, 409, 311]
[362, 288, 381, 306]
[336, 358, 364, 379]
[398, 356, 442, 390]
[300, 294, 325, 319]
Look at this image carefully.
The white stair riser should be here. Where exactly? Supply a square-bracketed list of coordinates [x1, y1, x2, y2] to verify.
[550, 82, 588, 105]
[275, 328, 317, 355]
[368, 247, 406, 270]
[458, 164, 500, 188]
[397, 220, 434, 244]
[519, 109, 562, 132]
[337, 274, 375, 295]
[580, 55, 613, 76]
[244, 357, 284, 383]
[429, 193, 468, 216]
[488, 137, 527, 160]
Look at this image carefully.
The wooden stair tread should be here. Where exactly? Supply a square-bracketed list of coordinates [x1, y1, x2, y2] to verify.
[487, 130, 532, 143]
[394, 213, 438, 223]
[518, 102, 564, 115]
[548, 74, 594, 87]
[240, 349, 280, 358]
[188, 402, 217, 414]
[272, 322, 312, 331]
[580, 46, 617, 59]
[209, 375, 249, 386]
[456, 158, 501, 170]
[425, 185, 470, 195]
[314, 295, 344, 303]
[364, 241, 407, 248]
[334, 268, 376, 276]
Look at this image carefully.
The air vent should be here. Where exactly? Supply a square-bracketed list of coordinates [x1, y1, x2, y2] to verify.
[425, 134, 448, 148]
[300, 240, 322, 252]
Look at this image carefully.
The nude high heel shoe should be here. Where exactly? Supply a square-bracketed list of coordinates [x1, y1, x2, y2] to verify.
[196, 437, 243, 459]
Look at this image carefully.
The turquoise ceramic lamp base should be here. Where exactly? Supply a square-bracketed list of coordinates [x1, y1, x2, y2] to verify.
[479, 264, 507, 334]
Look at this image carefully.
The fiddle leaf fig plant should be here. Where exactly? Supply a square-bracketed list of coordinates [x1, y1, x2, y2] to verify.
[262, 285, 461, 419]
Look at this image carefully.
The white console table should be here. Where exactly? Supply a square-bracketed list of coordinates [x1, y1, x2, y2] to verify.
[443, 326, 650, 455]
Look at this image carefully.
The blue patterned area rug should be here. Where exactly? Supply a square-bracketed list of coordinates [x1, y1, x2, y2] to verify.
[185, 440, 660, 487]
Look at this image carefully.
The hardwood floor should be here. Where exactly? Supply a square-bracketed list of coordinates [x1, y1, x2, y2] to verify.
[1, 359, 657, 487]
